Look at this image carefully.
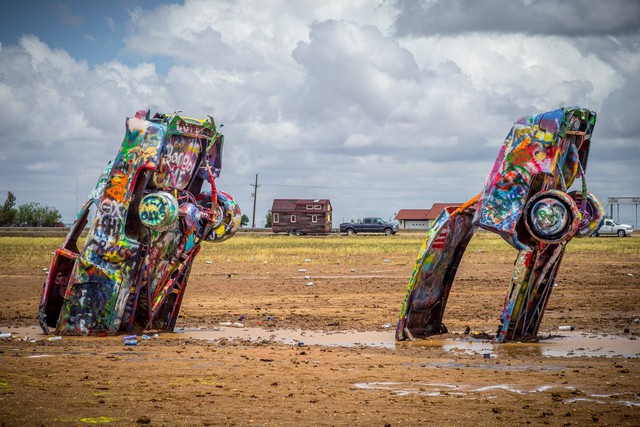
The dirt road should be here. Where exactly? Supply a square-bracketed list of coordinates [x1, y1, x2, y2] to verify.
[0, 234, 638, 426]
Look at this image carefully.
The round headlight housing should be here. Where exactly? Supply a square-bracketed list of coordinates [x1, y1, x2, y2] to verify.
[139, 192, 179, 231]
[523, 190, 579, 244]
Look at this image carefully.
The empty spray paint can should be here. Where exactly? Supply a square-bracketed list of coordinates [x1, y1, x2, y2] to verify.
[123, 334, 138, 346]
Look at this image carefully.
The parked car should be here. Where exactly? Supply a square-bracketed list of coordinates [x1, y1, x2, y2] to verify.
[340, 217, 399, 235]
[39, 110, 241, 336]
[596, 219, 634, 237]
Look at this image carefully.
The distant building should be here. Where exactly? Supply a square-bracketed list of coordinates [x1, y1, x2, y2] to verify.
[395, 209, 430, 229]
[396, 203, 462, 230]
[271, 199, 332, 235]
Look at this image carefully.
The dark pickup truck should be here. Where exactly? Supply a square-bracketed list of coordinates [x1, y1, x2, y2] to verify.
[339, 217, 399, 235]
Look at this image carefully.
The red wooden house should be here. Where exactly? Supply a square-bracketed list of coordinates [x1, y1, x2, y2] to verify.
[271, 199, 332, 235]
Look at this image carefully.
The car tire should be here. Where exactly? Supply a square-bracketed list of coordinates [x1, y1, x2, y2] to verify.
[294, 230, 303, 236]
[568, 191, 605, 238]
[618, 230, 626, 237]
[523, 190, 580, 244]
[197, 191, 241, 243]
[346, 228, 355, 236]
[384, 228, 392, 236]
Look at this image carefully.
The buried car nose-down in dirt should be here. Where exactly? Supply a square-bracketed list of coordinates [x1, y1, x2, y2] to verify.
[39, 110, 241, 336]
[397, 106, 605, 343]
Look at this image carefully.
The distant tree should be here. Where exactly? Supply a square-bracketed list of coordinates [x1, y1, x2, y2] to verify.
[37, 205, 63, 227]
[0, 192, 18, 226]
[265, 209, 272, 228]
[241, 214, 249, 227]
[15, 202, 62, 227]
[16, 202, 37, 226]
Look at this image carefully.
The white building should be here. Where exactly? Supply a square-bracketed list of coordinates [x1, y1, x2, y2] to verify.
[395, 203, 462, 230]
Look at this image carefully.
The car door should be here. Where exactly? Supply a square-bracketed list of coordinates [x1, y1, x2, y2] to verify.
[600, 219, 614, 235]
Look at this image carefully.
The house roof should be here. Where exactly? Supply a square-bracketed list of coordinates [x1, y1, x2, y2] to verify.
[395, 209, 430, 220]
[396, 203, 463, 220]
[427, 203, 462, 219]
[271, 199, 331, 212]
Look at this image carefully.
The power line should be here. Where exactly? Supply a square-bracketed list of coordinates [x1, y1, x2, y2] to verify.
[260, 182, 439, 192]
[261, 183, 344, 189]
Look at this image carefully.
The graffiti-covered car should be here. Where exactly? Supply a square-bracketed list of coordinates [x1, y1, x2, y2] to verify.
[39, 110, 241, 336]
[396, 106, 605, 343]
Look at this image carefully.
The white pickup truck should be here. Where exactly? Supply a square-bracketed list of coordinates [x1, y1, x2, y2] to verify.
[596, 218, 634, 237]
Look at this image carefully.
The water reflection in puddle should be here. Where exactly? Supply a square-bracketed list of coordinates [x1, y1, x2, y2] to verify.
[177, 327, 640, 358]
[176, 327, 394, 349]
[3, 325, 639, 359]
[418, 333, 640, 359]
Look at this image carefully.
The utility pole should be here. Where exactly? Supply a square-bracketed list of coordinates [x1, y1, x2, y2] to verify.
[250, 173, 260, 228]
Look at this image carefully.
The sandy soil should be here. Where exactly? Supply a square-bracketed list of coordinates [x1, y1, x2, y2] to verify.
[1, 234, 639, 426]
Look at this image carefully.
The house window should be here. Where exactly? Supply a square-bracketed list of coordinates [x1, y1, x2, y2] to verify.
[273, 213, 279, 223]
[306, 205, 313, 210]
[314, 205, 321, 210]
[311, 215, 318, 223]
[291, 215, 296, 223]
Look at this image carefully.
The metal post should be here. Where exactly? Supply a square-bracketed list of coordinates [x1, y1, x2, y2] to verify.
[251, 174, 259, 228]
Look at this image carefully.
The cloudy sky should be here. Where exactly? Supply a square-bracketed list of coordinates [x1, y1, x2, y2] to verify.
[1, 0, 639, 227]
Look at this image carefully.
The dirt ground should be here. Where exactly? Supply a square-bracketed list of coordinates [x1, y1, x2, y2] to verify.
[1, 233, 639, 426]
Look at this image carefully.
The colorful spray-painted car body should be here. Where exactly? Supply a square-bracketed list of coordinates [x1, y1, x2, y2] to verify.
[39, 110, 241, 336]
[397, 107, 605, 343]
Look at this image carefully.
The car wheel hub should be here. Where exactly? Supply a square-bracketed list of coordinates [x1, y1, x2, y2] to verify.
[529, 198, 569, 237]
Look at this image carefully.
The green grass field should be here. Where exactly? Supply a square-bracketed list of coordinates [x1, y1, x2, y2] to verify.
[0, 232, 637, 273]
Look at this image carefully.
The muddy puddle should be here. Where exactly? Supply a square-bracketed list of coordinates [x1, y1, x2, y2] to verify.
[176, 327, 640, 358]
[3, 325, 639, 359]
[176, 326, 640, 358]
